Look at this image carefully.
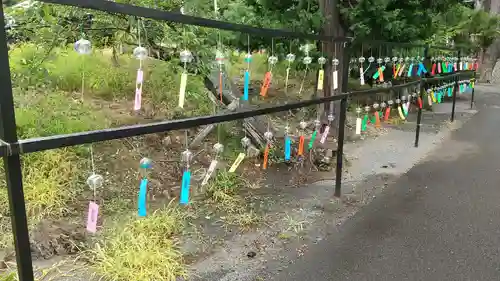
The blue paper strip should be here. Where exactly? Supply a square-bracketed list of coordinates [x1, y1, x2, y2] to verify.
[407, 64, 414, 77]
[180, 170, 191, 205]
[284, 136, 291, 161]
[138, 178, 148, 217]
[448, 87, 452, 97]
[422, 63, 428, 73]
[243, 70, 250, 101]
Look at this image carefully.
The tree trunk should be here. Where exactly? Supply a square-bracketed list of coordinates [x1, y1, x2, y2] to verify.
[319, 0, 346, 138]
[479, 38, 500, 83]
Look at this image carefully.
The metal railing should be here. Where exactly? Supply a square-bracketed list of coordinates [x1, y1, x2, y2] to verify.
[0, 0, 476, 280]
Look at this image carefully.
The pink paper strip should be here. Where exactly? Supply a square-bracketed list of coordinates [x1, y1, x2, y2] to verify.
[134, 86, 142, 111]
[320, 126, 330, 144]
[136, 69, 144, 84]
[86, 201, 99, 233]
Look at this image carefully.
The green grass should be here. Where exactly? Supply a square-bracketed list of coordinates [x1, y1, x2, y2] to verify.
[90, 205, 187, 281]
[205, 171, 261, 229]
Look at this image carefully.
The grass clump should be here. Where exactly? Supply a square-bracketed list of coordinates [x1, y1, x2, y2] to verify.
[206, 171, 261, 229]
[91, 206, 187, 281]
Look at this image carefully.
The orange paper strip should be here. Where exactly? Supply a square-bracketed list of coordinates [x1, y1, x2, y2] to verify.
[375, 111, 381, 128]
[263, 144, 270, 169]
[379, 68, 384, 82]
[298, 136, 305, 156]
[384, 108, 391, 121]
[260, 72, 272, 97]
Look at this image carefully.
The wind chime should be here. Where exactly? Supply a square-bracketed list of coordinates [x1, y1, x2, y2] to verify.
[138, 157, 152, 216]
[178, 49, 193, 108]
[133, 19, 148, 111]
[359, 56, 366, 85]
[180, 137, 193, 205]
[260, 41, 278, 98]
[243, 38, 252, 102]
[284, 51, 296, 162]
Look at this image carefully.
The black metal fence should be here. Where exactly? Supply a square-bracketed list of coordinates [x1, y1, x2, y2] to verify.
[0, 0, 476, 280]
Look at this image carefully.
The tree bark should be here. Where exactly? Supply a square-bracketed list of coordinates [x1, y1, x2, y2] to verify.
[319, 0, 346, 138]
[479, 38, 500, 83]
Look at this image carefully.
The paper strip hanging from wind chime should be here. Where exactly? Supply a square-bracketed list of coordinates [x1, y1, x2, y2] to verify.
[359, 56, 366, 85]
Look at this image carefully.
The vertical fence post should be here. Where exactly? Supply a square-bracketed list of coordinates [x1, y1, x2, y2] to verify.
[334, 41, 350, 198]
[335, 97, 347, 197]
[414, 45, 429, 148]
[451, 50, 461, 122]
[0, 4, 35, 281]
[470, 70, 476, 109]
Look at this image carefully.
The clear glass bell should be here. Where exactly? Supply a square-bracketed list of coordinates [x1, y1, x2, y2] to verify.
[381, 102, 387, 108]
[180, 49, 193, 63]
[373, 103, 380, 109]
[396, 98, 401, 104]
[133, 46, 148, 60]
[368, 56, 375, 63]
[139, 157, 152, 169]
[327, 114, 335, 122]
[181, 150, 193, 163]
[388, 100, 394, 105]
[401, 96, 407, 101]
[412, 92, 417, 97]
[384, 57, 390, 63]
[332, 58, 340, 66]
[286, 53, 296, 62]
[213, 143, 224, 154]
[87, 174, 104, 189]
[264, 131, 273, 140]
[303, 56, 312, 65]
[392, 57, 398, 62]
[241, 137, 251, 148]
[318, 57, 327, 65]
[314, 120, 321, 127]
[355, 107, 362, 114]
[268, 56, 278, 65]
[377, 58, 383, 64]
[405, 57, 410, 62]
[299, 121, 308, 129]
[74, 38, 92, 55]
[359, 56, 366, 63]
[364, 106, 371, 112]
[399, 57, 404, 63]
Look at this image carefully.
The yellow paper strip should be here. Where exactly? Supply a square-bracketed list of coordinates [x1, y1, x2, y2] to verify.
[229, 153, 246, 173]
[398, 106, 406, 120]
[317, 69, 325, 90]
[178, 72, 188, 108]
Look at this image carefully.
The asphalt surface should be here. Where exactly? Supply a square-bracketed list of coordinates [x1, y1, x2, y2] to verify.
[270, 87, 500, 281]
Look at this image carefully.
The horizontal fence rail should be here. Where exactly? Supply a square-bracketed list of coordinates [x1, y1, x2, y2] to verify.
[0, 71, 475, 158]
[0, 0, 478, 280]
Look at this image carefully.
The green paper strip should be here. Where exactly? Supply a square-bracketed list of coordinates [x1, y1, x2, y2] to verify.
[403, 104, 408, 116]
[362, 115, 368, 131]
[372, 66, 386, 79]
[437, 93, 442, 103]
[308, 130, 318, 149]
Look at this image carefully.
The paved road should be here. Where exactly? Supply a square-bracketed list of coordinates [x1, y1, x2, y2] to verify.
[270, 87, 500, 281]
